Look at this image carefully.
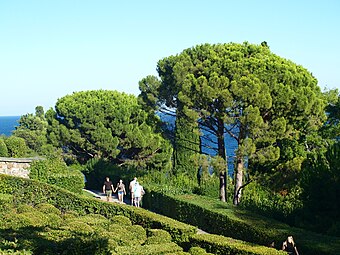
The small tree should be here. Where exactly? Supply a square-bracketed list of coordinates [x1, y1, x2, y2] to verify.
[4, 136, 29, 157]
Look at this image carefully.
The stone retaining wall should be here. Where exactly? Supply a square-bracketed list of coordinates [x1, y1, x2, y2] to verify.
[0, 157, 43, 179]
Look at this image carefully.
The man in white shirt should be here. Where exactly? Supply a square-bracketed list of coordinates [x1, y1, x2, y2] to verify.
[129, 177, 137, 205]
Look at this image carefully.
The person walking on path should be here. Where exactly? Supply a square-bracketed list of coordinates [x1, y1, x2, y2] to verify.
[129, 177, 137, 205]
[114, 179, 126, 204]
[282, 236, 299, 255]
[133, 181, 145, 207]
[102, 177, 114, 202]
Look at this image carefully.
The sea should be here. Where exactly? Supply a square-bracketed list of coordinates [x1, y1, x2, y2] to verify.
[0, 116, 20, 136]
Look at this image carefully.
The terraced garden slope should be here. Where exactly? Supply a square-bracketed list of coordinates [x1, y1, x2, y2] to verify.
[0, 174, 285, 255]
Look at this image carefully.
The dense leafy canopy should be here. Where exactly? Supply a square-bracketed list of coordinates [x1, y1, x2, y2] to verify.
[46, 90, 172, 170]
[140, 42, 326, 204]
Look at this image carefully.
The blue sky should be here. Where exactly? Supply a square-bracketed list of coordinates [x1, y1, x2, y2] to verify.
[0, 0, 339, 116]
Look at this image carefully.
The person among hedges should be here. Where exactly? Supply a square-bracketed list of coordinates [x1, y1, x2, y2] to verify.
[133, 181, 145, 207]
[103, 177, 114, 202]
[282, 236, 299, 255]
[129, 177, 137, 205]
[114, 179, 126, 204]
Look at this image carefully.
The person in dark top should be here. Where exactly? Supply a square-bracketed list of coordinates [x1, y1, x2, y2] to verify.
[282, 236, 299, 255]
[102, 177, 114, 202]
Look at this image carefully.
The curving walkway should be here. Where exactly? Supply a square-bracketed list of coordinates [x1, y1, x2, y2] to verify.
[83, 189, 131, 204]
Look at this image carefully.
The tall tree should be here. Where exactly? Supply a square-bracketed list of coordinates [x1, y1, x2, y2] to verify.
[141, 42, 325, 205]
[46, 90, 172, 170]
[139, 74, 200, 181]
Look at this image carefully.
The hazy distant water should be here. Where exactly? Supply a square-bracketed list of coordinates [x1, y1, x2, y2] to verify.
[0, 116, 20, 136]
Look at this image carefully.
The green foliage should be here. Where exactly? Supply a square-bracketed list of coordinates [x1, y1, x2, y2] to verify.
[300, 142, 340, 235]
[113, 243, 183, 254]
[173, 108, 200, 182]
[111, 215, 132, 226]
[4, 136, 29, 157]
[141, 42, 326, 204]
[12, 107, 48, 154]
[143, 189, 340, 255]
[46, 90, 172, 171]
[0, 137, 8, 157]
[146, 229, 172, 244]
[0, 174, 197, 245]
[0, 193, 12, 211]
[140, 171, 198, 196]
[240, 181, 303, 221]
[190, 234, 285, 255]
[29, 157, 84, 194]
[81, 158, 140, 190]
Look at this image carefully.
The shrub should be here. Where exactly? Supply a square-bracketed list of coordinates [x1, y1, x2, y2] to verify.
[126, 225, 147, 244]
[0, 193, 12, 211]
[113, 242, 183, 255]
[190, 234, 286, 255]
[0, 137, 8, 157]
[35, 203, 61, 216]
[4, 136, 29, 158]
[111, 215, 132, 226]
[188, 246, 214, 255]
[146, 229, 172, 244]
[29, 157, 84, 194]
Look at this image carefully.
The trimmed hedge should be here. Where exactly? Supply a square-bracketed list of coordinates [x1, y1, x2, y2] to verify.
[0, 174, 292, 255]
[29, 158, 84, 194]
[143, 190, 340, 255]
[0, 174, 196, 244]
[190, 234, 286, 255]
[113, 243, 183, 254]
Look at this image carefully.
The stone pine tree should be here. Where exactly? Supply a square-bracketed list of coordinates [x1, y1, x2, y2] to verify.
[144, 42, 326, 205]
[46, 90, 172, 170]
[139, 72, 200, 182]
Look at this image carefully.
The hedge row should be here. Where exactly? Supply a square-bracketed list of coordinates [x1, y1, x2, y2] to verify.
[190, 234, 285, 255]
[29, 158, 85, 194]
[143, 190, 340, 255]
[0, 174, 195, 244]
[0, 199, 188, 254]
[44, 171, 84, 194]
[0, 174, 286, 255]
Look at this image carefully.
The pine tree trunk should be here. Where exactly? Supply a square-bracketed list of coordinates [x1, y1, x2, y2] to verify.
[217, 118, 227, 202]
[233, 156, 243, 205]
[219, 171, 226, 202]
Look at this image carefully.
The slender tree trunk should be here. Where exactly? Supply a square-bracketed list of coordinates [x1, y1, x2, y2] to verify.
[219, 171, 226, 202]
[233, 156, 244, 205]
[217, 118, 227, 202]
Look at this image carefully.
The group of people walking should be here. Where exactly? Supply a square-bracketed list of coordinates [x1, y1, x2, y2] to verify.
[102, 176, 144, 207]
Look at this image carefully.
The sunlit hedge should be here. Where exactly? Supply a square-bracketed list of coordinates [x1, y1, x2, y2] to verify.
[143, 189, 340, 255]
